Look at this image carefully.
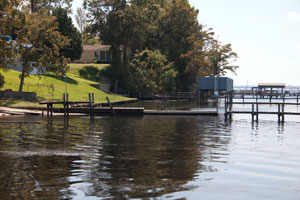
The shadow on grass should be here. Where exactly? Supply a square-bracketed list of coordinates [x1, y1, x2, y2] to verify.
[45, 74, 78, 85]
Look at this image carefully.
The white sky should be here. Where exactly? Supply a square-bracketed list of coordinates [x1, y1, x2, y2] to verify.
[72, 0, 300, 86]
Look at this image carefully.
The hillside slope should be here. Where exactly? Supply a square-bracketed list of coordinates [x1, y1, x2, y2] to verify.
[1, 69, 129, 103]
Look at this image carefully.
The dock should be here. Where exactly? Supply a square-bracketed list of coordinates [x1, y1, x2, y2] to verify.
[224, 95, 300, 122]
[144, 109, 218, 115]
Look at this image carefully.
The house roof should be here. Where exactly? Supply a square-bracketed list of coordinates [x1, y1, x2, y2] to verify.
[258, 83, 286, 88]
[83, 45, 111, 51]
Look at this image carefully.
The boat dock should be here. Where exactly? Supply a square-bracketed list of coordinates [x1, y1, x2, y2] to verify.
[39, 93, 218, 117]
[224, 96, 300, 122]
[144, 109, 218, 115]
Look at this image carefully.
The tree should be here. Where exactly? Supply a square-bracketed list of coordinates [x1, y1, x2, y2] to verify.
[84, 0, 165, 85]
[75, 7, 87, 34]
[0, 0, 24, 69]
[181, 26, 215, 91]
[182, 27, 239, 91]
[157, 0, 199, 90]
[27, 0, 73, 13]
[53, 7, 82, 74]
[127, 49, 177, 93]
[0, 73, 4, 89]
[84, 0, 239, 92]
[207, 39, 239, 76]
[16, 9, 69, 92]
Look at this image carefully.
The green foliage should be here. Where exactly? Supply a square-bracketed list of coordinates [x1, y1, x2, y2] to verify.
[16, 9, 70, 92]
[28, 0, 73, 13]
[93, 57, 98, 63]
[207, 40, 239, 76]
[78, 66, 101, 82]
[127, 49, 177, 93]
[0, 73, 4, 89]
[84, 0, 204, 91]
[0, 0, 24, 70]
[53, 7, 83, 62]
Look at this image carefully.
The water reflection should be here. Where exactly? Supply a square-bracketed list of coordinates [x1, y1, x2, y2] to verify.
[0, 115, 232, 199]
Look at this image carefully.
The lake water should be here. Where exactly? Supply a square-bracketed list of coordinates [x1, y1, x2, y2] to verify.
[0, 103, 300, 199]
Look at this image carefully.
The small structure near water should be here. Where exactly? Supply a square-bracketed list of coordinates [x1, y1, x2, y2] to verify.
[197, 77, 233, 92]
[197, 77, 233, 105]
[252, 83, 286, 98]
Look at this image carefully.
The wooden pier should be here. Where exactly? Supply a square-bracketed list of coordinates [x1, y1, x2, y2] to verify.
[224, 99, 300, 122]
[39, 93, 218, 117]
[144, 109, 218, 115]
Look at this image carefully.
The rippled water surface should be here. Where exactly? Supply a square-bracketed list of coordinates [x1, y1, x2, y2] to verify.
[0, 113, 300, 199]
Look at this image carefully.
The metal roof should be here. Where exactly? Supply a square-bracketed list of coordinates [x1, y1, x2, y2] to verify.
[258, 83, 286, 88]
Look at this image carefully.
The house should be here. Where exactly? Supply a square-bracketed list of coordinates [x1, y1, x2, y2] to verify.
[7, 62, 45, 75]
[75, 45, 112, 63]
[3, 38, 46, 75]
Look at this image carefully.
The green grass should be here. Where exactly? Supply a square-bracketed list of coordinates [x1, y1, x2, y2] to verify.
[67, 63, 108, 77]
[0, 68, 131, 105]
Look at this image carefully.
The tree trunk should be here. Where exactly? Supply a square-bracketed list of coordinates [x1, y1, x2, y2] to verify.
[18, 68, 26, 92]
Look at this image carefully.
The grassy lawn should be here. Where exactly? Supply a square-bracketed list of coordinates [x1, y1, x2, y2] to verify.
[0, 67, 131, 107]
[67, 63, 109, 77]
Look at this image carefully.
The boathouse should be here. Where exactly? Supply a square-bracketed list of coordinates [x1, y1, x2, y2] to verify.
[252, 83, 286, 98]
[197, 77, 233, 92]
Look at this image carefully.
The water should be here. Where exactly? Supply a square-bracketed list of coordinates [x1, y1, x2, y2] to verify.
[0, 111, 300, 199]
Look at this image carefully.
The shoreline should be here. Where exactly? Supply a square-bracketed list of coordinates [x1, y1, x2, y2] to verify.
[0, 99, 138, 117]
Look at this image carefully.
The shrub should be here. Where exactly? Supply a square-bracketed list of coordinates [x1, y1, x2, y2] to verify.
[78, 66, 101, 82]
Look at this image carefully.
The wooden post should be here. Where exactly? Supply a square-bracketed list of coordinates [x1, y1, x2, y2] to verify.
[256, 102, 259, 122]
[278, 104, 281, 122]
[297, 94, 299, 103]
[66, 93, 69, 117]
[50, 103, 53, 117]
[230, 91, 233, 119]
[89, 93, 92, 118]
[106, 96, 115, 115]
[256, 92, 258, 103]
[270, 88, 273, 103]
[92, 93, 95, 117]
[242, 91, 245, 104]
[63, 93, 66, 116]
[47, 104, 49, 117]
[252, 103, 254, 122]
[224, 92, 228, 120]
[282, 103, 285, 122]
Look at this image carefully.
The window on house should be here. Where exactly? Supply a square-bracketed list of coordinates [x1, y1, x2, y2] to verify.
[100, 51, 106, 61]
[106, 51, 112, 61]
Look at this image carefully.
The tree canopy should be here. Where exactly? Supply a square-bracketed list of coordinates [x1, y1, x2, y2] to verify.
[0, 0, 24, 69]
[53, 7, 82, 62]
[0, 0, 239, 94]
[16, 9, 69, 92]
[26, 0, 73, 12]
[84, 0, 239, 92]
[127, 49, 177, 93]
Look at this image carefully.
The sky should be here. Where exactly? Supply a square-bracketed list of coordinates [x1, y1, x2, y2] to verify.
[72, 0, 300, 86]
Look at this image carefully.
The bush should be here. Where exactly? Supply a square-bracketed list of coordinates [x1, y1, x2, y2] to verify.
[78, 66, 101, 82]
[0, 73, 4, 89]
